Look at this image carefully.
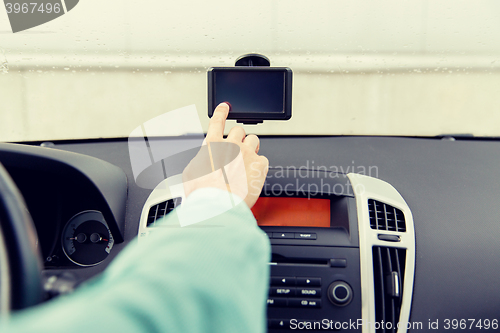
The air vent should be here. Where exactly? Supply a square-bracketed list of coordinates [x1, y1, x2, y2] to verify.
[372, 246, 406, 333]
[146, 197, 182, 227]
[368, 199, 406, 232]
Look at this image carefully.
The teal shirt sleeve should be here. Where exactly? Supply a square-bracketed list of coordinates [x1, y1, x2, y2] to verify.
[2, 188, 271, 333]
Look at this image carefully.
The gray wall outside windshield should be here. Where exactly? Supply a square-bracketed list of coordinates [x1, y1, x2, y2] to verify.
[1, 0, 500, 141]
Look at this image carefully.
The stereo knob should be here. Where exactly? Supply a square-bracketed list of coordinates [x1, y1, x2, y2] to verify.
[328, 281, 353, 306]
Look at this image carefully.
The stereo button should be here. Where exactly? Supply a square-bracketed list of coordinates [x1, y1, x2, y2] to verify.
[328, 281, 353, 306]
[296, 277, 321, 286]
[271, 276, 296, 286]
[294, 233, 317, 240]
[270, 287, 296, 296]
[267, 298, 287, 307]
[273, 232, 294, 239]
[330, 259, 347, 268]
[298, 288, 321, 297]
[268, 319, 290, 329]
[289, 299, 322, 308]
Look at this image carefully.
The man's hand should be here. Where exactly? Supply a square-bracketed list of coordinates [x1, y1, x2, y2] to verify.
[182, 103, 269, 209]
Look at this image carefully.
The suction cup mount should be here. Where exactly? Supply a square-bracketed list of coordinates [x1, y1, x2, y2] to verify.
[235, 54, 271, 67]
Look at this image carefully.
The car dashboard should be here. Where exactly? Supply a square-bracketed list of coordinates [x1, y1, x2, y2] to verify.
[1, 135, 499, 332]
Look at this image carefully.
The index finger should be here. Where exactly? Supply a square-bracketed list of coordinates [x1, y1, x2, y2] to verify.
[206, 102, 230, 140]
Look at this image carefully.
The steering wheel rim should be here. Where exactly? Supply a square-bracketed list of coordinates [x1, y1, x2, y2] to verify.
[0, 162, 43, 313]
[0, 223, 10, 315]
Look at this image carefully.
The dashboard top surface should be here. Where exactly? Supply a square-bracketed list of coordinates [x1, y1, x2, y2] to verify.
[27, 135, 500, 326]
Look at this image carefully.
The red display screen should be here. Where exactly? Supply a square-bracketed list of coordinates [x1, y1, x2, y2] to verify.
[251, 197, 331, 228]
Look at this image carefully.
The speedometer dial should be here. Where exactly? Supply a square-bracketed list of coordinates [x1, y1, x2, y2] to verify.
[61, 211, 114, 267]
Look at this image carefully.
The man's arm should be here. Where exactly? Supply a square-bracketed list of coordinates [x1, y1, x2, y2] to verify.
[3, 102, 271, 333]
[3, 187, 270, 333]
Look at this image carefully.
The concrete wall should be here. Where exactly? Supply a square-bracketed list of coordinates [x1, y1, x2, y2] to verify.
[1, 0, 500, 141]
[1, 67, 499, 142]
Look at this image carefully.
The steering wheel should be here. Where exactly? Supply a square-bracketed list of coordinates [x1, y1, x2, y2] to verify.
[0, 162, 43, 314]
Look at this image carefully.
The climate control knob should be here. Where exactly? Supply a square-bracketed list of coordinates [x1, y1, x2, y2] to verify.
[327, 281, 353, 306]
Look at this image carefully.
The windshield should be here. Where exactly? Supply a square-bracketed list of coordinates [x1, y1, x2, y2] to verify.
[1, 0, 499, 142]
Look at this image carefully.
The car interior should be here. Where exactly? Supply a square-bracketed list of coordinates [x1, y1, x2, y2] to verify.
[1, 1, 500, 332]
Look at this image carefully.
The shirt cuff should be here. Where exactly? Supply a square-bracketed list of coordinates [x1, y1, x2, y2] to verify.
[174, 187, 255, 228]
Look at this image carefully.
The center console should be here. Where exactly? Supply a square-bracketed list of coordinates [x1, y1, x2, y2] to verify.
[138, 169, 416, 333]
[255, 170, 361, 331]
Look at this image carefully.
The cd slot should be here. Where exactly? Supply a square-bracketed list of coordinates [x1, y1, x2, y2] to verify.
[270, 254, 330, 266]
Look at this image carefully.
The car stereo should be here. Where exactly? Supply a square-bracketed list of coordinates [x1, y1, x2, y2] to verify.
[255, 170, 362, 331]
[138, 168, 416, 333]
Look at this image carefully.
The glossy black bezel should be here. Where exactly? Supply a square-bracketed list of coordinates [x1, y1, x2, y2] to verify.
[208, 67, 292, 122]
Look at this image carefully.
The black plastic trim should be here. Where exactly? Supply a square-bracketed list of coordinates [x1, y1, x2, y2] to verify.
[0, 143, 127, 243]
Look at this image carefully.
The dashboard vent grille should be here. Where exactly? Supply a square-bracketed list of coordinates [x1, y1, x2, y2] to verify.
[147, 197, 182, 227]
[368, 199, 406, 232]
[372, 246, 406, 333]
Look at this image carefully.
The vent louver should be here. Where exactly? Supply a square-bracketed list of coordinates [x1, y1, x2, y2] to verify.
[147, 197, 182, 227]
[372, 246, 406, 333]
[368, 199, 406, 232]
